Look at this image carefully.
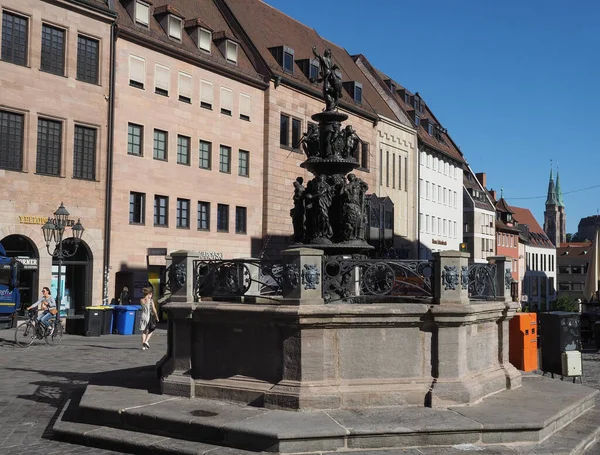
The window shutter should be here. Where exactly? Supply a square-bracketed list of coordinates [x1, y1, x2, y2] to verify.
[135, 1, 149, 25]
[201, 80, 213, 106]
[240, 94, 251, 119]
[168, 16, 182, 40]
[179, 72, 192, 99]
[155, 64, 170, 92]
[221, 87, 232, 112]
[129, 55, 145, 85]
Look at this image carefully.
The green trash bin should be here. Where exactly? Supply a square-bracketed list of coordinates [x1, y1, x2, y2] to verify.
[84, 306, 104, 337]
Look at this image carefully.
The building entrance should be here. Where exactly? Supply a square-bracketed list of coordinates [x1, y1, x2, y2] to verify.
[0, 234, 39, 312]
[52, 238, 92, 315]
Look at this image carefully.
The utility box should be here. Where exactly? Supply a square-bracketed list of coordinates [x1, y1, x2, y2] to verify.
[509, 312, 538, 372]
[539, 311, 581, 375]
[561, 351, 582, 377]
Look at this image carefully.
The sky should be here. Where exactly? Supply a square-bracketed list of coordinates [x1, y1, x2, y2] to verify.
[264, 0, 600, 234]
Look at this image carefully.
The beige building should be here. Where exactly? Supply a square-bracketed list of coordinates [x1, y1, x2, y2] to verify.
[0, 0, 114, 310]
[109, 0, 267, 299]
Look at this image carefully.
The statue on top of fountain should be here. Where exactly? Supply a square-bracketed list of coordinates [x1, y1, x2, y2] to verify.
[312, 47, 343, 112]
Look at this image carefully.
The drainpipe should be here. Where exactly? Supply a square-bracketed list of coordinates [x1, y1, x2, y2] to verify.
[103, 21, 117, 303]
[417, 144, 421, 259]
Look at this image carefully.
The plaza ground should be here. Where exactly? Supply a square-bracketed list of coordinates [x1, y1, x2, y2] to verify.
[1, 325, 600, 454]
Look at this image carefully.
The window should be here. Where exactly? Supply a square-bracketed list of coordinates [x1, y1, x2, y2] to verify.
[153, 129, 167, 161]
[40, 24, 65, 76]
[354, 84, 362, 104]
[135, 0, 150, 26]
[128, 123, 143, 156]
[425, 181, 430, 200]
[178, 72, 192, 103]
[392, 154, 395, 189]
[199, 28, 211, 52]
[177, 135, 190, 165]
[426, 215, 430, 233]
[199, 140, 211, 169]
[240, 94, 251, 121]
[361, 142, 369, 169]
[176, 198, 190, 228]
[280, 114, 289, 146]
[398, 155, 402, 189]
[219, 145, 231, 173]
[283, 49, 294, 73]
[291, 118, 301, 149]
[236, 206, 247, 234]
[309, 60, 319, 80]
[36, 118, 62, 176]
[155, 64, 169, 96]
[197, 201, 210, 230]
[1, 12, 28, 66]
[432, 216, 436, 234]
[73, 125, 96, 180]
[380, 150, 383, 185]
[431, 183, 435, 202]
[217, 204, 229, 232]
[129, 192, 145, 224]
[200, 80, 213, 109]
[428, 123, 433, 135]
[168, 15, 182, 40]
[220, 87, 233, 116]
[386, 151, 389, 187]
[418, 178, 423, 198]
[238, 150, 249, 177]
[225, 40, 238, 64]
[129, 55, 145, 89]
[0, 110, 24, 171]
[415, 115, 420, 127]
[77, 35, 99, 84]
[154, 195, 168, 226]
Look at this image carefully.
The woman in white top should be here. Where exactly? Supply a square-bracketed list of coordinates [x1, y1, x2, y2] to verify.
[27, 286, 57, 329]
[140, 286, 159, 350]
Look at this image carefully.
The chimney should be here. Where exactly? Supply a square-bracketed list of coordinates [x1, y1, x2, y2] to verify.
[475, 172, 487, 188]
[489, 189, 497, 202]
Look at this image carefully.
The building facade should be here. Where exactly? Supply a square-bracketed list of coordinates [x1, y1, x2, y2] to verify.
[109, 0, 267, 300]
[511, 206, 557, 311]
[0, 0, 114, 310]
[463, 170, 496, 263]
[494, 197, 520, 285]
[556, 242, 592, 301]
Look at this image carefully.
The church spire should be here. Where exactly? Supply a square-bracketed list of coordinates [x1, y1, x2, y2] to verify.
[556, 170, 564, 207]
[545, 167, 557, 206]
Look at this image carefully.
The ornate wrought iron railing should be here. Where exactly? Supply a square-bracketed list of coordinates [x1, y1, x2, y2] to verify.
[193, 259, 285, 301]
[322, 257, 434, 304]
[466, 263, 497, 300]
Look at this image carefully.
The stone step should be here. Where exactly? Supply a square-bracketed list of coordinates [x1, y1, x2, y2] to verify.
[52, 375, 600, 454]
[52, 398, 600, 455]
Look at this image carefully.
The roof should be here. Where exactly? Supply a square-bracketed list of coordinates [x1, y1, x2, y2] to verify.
[495, 197, 514, 214]
[557, 242, 593, 257]
[368, 66, 465, 164]
[113, 0, 265, 86]
[220, 0, 398, 121]
[463, 165, 494, 212]
[510, 206, 554, 249]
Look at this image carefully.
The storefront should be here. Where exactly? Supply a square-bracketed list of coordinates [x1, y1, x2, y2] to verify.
[0, 234, 39, 311]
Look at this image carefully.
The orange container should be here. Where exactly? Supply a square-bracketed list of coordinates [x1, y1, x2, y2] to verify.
[509, 312, 538, 372]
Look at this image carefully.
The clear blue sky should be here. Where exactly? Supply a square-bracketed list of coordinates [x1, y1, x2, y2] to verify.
[264, 0, 600, 234]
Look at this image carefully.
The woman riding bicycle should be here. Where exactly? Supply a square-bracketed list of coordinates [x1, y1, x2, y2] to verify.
[26, 286, 57, 330]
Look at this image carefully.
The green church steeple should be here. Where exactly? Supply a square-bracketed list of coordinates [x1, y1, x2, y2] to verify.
[545, 168, 557, 206]
[555, 170, 564, 207]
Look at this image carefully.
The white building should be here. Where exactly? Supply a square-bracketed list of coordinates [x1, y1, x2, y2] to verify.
[511, 206, 557, 311]
[463, 169, 496, 263]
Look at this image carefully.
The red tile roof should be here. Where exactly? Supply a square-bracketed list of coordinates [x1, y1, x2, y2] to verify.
[510, 206, 554, 248]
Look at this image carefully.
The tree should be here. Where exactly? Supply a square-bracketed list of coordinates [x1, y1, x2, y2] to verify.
[566, 233, 573, 242]
[554, 294, 578, 312]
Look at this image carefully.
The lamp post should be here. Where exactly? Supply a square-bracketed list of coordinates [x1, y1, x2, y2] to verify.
[42, 202, 85, 322]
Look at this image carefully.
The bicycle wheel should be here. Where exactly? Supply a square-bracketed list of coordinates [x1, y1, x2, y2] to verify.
[14, 322, 36, 348]
[45, 321, 64, 346]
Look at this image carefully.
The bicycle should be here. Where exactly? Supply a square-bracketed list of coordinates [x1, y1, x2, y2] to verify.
[14, 310, 64, 347]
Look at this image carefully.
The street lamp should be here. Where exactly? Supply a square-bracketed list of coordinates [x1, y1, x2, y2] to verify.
[41, 202, 85, 322]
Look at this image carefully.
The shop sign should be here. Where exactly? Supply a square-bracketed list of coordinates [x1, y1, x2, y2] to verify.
[15, 257, 38, 270]
[147, 248, 168, 256]
[19, 215, 75, 226]
[432, 239, 448, 245]
[198, 251, 223, 260]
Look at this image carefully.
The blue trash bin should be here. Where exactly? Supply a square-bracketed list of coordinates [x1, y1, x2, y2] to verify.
[113, 305, 141, 335]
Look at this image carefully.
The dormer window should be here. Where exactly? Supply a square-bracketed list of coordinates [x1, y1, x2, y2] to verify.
[135, 1, 150, 26]
[199, 28, 211, 52]
[226, 40, 238, 64]
[415, 114, 420, 127]
[168, 15, 182, 40]
[309, 59, 318, 80]
[342, 81, 362, 104]
[428, 123, 433, 135]
[269, 46, 295, 73]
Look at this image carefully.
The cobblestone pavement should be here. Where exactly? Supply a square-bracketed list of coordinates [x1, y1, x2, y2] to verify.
[0, 325, 599, 455]
[0, 324, 167, 454]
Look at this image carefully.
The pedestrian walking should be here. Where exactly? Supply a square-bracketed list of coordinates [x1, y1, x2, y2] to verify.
[140, 286, 159, 350]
